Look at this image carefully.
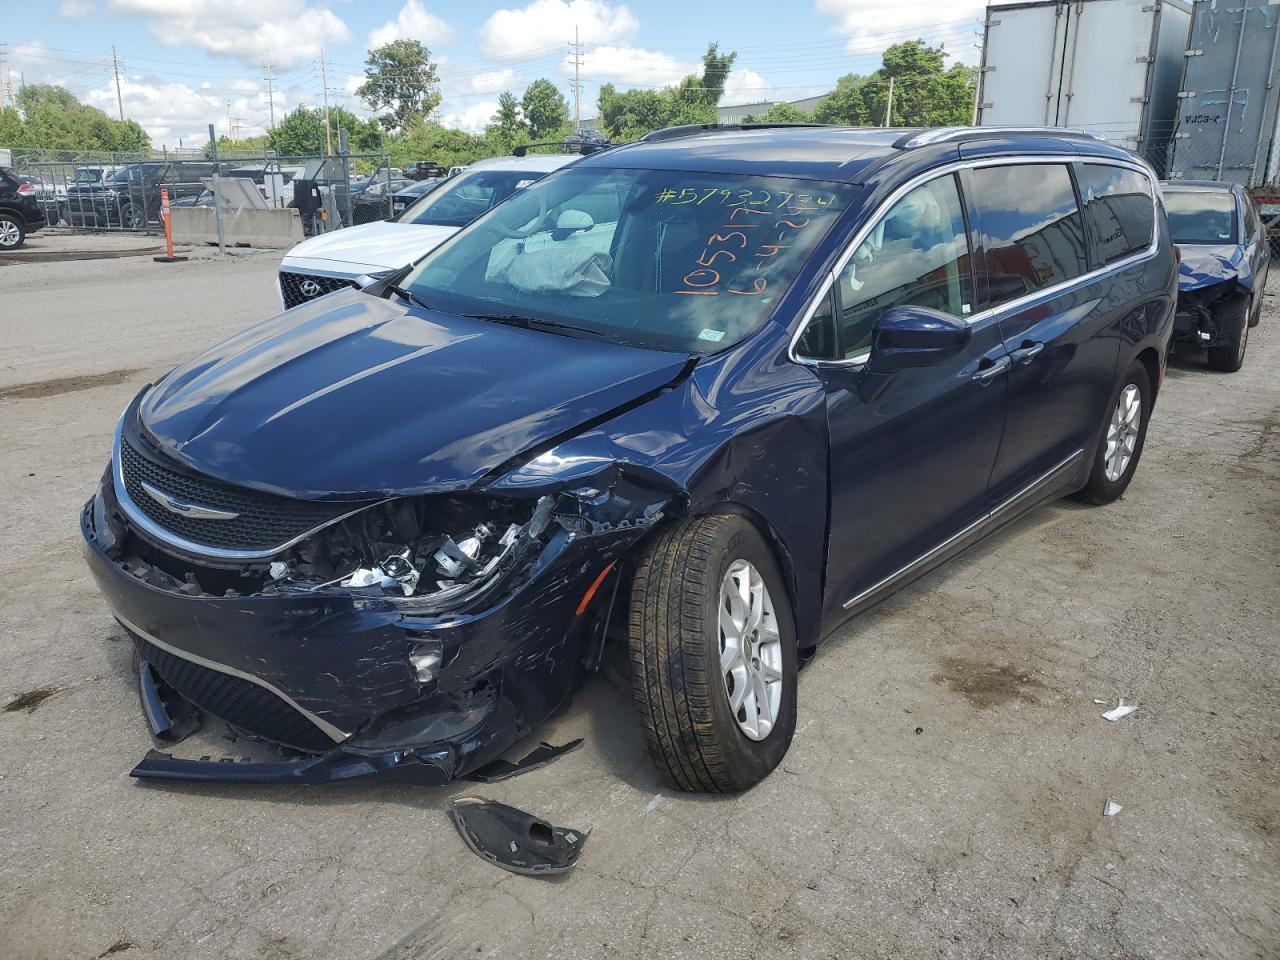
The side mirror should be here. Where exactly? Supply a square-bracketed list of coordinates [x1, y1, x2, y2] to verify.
[866, 305, 970, 374]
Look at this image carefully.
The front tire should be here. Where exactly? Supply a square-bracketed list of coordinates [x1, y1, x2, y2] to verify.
[1207, 297, 1248, 372]
[1076, 360, 1152, 505]
[628, 514, 798, 792]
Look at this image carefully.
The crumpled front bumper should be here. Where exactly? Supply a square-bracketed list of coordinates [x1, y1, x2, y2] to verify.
[81, 479, 640, 784]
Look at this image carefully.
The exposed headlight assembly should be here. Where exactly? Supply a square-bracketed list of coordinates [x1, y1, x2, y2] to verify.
[272, 494, 556, 613]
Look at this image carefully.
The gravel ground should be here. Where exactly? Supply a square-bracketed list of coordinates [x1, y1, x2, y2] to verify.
[0, 242, 1276, 960]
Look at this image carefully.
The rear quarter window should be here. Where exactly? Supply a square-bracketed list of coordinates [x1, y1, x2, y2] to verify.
[1075, 163, 1154, 265]
[968, 163, 1089, 306]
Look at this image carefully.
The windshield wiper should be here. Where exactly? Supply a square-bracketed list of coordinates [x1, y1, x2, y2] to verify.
[385, 283, 431, 311]
[464, 312, 613, 342]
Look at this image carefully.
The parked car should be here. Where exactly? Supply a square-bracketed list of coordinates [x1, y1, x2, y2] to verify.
[391, 177, 443, 216]
[404, 160, 444, 180]
[1161, 180, 1270, 372]
[64, 161, 214, 229]
[277, 152, 579, 308]
[81, 126, 1176, 790]
[18, 174, 66, 225]
[447, 164, 467, 177]
[0, 167, 48, 248]
[350, 176, 415, 225]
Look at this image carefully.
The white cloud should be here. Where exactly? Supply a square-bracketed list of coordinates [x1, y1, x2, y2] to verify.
[108, 0, 351, 70]
[480, 0, 638, 58]
[720, 68, 770, 107]
[815, 0, 986, 64]
[438, 101, 499, 133]
[368, 0, 454, 49]
[82, 74, 273, 145]
[468, 68, 518, 95]
[569, 45, 695, 88]
[59, 0, 95, 17]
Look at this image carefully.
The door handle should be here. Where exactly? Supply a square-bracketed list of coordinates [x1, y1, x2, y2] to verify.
[1010, 341, 1045, 366]
[972, 355, 1011, 385]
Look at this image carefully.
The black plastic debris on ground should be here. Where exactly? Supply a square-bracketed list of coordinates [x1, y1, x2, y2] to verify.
[447, 796, 588, 876]
[464, 738, 584, 783]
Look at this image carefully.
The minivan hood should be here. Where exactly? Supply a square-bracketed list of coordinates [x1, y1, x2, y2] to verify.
[1176, 243, 1246, 292]
[282, 220, 458, 274]
[138, 290, 690, 499]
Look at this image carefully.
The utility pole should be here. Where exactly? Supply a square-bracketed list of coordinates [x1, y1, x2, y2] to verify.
[569, 26, 583, 133]
[320, 48, 333, 154]
[112, 46, 125, 121]
[883, 76, 894, 127]
[264, 54, 276, 130]
[0, 44, 9, 110]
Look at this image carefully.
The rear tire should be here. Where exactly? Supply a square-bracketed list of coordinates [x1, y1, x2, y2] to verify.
[1207, 297, 1248, 372]
[628, 514, 798, 792]
[1076, 360, 1151, 505]
[0, 214, 25, 249]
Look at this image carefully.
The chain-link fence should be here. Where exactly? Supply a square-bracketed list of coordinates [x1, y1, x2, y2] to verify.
[2, 144, 402, 238]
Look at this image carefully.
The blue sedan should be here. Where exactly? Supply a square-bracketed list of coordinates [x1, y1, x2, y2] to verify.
[1162, 179, 1270, 372]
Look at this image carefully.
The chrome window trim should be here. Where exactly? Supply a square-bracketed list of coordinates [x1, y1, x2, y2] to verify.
[788, 154, 1160, 369]
[112, 413, 388, 563]
[117, 612, 350, 743]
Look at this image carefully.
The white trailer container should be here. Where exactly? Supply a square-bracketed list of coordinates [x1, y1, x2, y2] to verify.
[977, 0, 1192, 171]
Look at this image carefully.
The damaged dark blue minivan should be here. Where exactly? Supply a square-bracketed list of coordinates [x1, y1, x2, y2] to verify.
[82, 125, 1177, 791]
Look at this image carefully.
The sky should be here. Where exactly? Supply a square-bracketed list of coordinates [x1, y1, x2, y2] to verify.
[1, 0, 988, 148]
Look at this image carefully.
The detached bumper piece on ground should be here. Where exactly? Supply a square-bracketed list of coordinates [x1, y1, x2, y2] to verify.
[447, 797, 587, 876]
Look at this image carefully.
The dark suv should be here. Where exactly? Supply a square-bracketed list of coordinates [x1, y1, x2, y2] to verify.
[0, 167, 48, 249]
[81, 125, 1175, 791]
[65, 160, 214, 229]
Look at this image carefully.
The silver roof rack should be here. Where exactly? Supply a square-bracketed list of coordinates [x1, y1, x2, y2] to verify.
[896, 126, 1108, 149]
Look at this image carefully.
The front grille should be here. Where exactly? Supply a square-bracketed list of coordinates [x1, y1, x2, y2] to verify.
[118, 432, 365, 553]
[135, 635, 335, 753]
[279, 270, 359, 309]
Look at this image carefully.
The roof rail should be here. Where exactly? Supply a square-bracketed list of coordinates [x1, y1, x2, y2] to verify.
[638, 122, 832, 143]
[512, 139, 612, 157]
[894, 126, 1108, 149]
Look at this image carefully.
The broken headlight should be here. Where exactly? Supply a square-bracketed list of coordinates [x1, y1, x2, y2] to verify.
[270, 494, 556, 612]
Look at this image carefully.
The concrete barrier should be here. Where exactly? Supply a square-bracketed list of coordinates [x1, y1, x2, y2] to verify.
[171, 207, 304, 249]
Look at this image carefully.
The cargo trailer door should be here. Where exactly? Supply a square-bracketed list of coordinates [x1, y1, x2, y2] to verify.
[1057, 1, 1162, 156]
[978, 2, 1073, 126]
[1169, 0, 1280, 187]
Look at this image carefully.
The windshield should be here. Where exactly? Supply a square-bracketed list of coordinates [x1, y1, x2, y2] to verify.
[397, 167, 548, 227]
[1165, 191, 1237, 245]
[403, 167, 849, 354]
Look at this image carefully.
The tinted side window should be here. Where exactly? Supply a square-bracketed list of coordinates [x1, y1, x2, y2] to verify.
[794, 287, 836, 360]
[1242, 197, 1259, 243]
[832, 174, 973, 360]
[1075, 163, 1154, 264]
[969, 164, 1088, 306]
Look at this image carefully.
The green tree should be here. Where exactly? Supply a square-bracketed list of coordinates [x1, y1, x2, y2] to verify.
[1, 84, 150, 151]
[488, 92, 526, 137]
[356, 39, 443, 133]
[267, 105, 382, 156]
[812, 41, 976, 128]
[812, 72, 872, 125]
[743, 102, 812, 123]
[595, 42, 740, 141]
[697, 42, 737, 107]
[521, 79, 569, 140]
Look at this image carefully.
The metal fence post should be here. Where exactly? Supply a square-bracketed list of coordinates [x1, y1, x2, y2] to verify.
[338, 128, 352, 229]
[207, 123, 225, 255]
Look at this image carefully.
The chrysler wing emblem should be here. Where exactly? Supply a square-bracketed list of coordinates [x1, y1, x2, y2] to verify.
[141, 481, 240, 521]
[299, 279, 322, 298]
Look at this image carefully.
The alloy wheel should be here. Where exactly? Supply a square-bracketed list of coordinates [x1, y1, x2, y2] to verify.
[1104, 383, 1142, 482]
[718, 558, 783, 741]
[0, 220, 20, 247]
